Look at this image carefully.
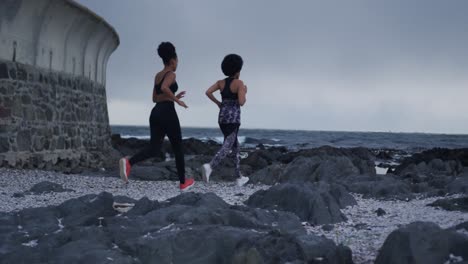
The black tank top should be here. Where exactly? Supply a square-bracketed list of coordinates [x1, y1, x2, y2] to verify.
[221, 77, 238, 100]
[154, 71, 178, 95]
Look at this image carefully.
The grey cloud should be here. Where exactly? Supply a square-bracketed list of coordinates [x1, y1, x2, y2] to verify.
[77, 0, 468, 133]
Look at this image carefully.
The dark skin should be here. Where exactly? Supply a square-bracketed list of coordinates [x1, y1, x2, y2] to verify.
[205, 72, 247, 107]
[153, 57, 188, 108]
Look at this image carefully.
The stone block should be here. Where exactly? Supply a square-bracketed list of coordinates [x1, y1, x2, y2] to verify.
[16, 130, 31, 151]
[0, 107, 11, 118]
[33, 137, 45, 151]
[57, 137, 65, 150]
[21, 95, 31, 104]
[16, 67, 27, 81]
[23, 107, 35, 120]
[0, 63, 9, 79]
[0, 136, 9, 153]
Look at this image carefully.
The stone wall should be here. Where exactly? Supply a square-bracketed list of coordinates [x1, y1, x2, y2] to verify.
[0, 60, 113, 172]
[0, 0, 119, 172]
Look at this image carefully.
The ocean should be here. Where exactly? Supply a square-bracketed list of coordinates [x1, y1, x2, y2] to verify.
[111, 125, 468, 151]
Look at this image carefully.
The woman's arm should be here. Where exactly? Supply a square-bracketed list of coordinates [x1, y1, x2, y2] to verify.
[237, 80, 247, 106]
[205, 81, 222, 108]
[152, 75, 158, 103]
[161, 72, 188, 108]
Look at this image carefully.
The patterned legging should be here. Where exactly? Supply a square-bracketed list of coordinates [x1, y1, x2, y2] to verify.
[209, 123, 241, 178]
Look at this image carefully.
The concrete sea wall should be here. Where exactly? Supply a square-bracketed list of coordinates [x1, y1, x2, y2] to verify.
[0, 0, 119, 172]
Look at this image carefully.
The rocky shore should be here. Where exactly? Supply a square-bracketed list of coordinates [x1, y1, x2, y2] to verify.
[0, 136, 467, 263]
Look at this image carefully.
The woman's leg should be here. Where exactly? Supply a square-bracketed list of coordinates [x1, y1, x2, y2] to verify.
[229, 135, 241, 178]
[129, 114, 165, 165]
[165, 114, 186, 184]
[210, 124, 239, 170]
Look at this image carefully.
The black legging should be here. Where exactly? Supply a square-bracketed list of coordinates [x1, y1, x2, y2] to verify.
[129, 102, 185, 183]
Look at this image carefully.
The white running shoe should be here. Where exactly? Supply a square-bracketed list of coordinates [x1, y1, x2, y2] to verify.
[201, 163, 212, 183]
[236, 176, 249, 187]
[119, 158, 131, 183]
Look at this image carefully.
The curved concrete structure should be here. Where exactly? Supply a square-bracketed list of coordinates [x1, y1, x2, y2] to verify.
[0, 0, 119, 84]
[0, 0, 119, 171]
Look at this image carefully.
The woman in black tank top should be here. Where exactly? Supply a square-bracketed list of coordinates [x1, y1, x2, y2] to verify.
[119, 42, 194, 191]
[201, 54, 249, 187]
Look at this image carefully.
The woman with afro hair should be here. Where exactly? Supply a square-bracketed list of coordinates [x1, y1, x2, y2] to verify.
[201, 54, 249, 186]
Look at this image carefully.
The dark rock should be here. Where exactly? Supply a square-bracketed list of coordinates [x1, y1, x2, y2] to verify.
[0, 192, 353, 263]
[343, 174, 414, 200]
[111, 134, 219, 158]
[279, 146, 376, 174]
[28, 181, 72, 194]
[280, 156, 356, 183]
[447, 177, 468, 194]
[376, 150, 393, 160]
[428, 196, 468, 212]
[113, 195, 137, 204]
[375, 221, 468, 264]
[130, 165, 174, 181]
[395, 148, 468, 176]
[455, 221, 468, 231]
[57, 192, 117, 226]
[12, 192, 24, 198]
[354, 223, 369, 230]
[245, 183, 354, 224]
[375, 208, 386, 216]
[322, 224, 335, 231]
[248, 163, 284, 185]
[241, 147, 287, 171]
[126, 197, 159, 216]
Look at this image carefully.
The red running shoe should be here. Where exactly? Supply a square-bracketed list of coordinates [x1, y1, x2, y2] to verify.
[180, 178, 195, 192]
[119, 158, 131, 183]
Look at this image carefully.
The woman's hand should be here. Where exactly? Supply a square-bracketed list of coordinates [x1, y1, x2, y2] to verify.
[176, 91, 186, 99]
[176, 99, 188, 109]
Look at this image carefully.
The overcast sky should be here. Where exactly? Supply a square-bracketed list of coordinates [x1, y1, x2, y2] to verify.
[77, 0, 468, 134]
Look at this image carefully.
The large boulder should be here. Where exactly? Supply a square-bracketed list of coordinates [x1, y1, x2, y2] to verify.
[245, 183, 356, 224]
[375, 222, 468, 264]
[240, 147, 288, 171]
[394, 148, 468, 176]
[343, 174, 414, 200]
[279, 146, 376, 173]
[248, 163, 285, 185]
[279, 155, 374, 184]
[0, 192, 354, 264]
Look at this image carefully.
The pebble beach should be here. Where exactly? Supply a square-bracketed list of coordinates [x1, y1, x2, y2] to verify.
[1, 167, 467, 263]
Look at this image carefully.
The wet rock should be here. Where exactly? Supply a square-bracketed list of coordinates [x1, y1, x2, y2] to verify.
[343, 174, 414, 200]
[280, 156, 359, 183]
[447, 177, 468, 194]
[245, 183, 354, 224]
[395, 148, 468, 176]
[29, 181, 73, 194]
[248, 163, 284, 185]
[375, 221, 468, 264]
